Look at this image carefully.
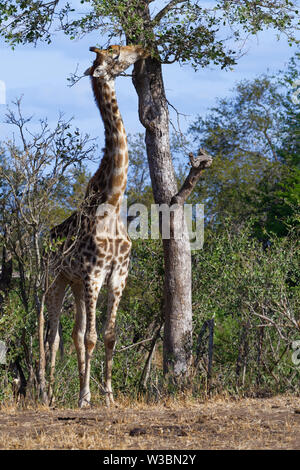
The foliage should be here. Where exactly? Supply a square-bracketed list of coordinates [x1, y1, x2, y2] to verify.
[0, 100, 96, 401]
[187, 54, 300, 237]
[1, 218, 299, 403]
[0, 1, 298, 69]
[192, 220, 300, 395]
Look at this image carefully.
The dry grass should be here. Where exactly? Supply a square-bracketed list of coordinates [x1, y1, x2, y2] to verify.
[0, 395, 300, 449]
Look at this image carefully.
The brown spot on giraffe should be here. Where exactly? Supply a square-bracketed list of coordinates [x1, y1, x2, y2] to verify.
[120, 241, 130, 254]
[108, 192, 122, 206]
[112, 173, 125, 187]
[119, 138, 127, 151]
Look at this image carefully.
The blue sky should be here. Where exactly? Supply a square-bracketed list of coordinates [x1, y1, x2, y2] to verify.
[0, 3, 298, 174]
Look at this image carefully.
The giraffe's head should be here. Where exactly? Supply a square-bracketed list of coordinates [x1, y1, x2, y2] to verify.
[85, 45, 149, 80]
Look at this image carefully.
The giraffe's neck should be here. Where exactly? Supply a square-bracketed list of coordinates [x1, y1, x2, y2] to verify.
[86, 76, 128, 211]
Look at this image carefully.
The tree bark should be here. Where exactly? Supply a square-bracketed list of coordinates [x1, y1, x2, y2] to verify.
[33, 230, 48, 404]
[0, 225, 13, 308]
[132, 56, 193, 379]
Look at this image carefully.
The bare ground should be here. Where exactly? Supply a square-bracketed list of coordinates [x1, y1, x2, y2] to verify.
[0, 396, 300, 450]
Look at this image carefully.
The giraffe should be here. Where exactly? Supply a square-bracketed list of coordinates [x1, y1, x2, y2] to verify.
[45, 45, 149, 408]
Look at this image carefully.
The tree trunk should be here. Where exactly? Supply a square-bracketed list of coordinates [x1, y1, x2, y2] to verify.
[35, 292, 48, 404]
[33, 230, 48, 404]
[0, 225, 13, 309]
[132, 57, 193, 379]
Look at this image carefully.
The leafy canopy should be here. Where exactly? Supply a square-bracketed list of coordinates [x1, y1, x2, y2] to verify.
[0, 1, 299, 69]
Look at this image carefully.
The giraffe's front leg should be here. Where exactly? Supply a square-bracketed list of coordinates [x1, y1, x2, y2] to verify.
[79, 313, 96, 408]
[71, 282, 86, 398]
[104, 310, 117, 407]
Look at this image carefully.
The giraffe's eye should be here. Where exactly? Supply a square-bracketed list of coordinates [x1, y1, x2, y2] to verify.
[93, 66, 105, 78]
[108, 49, 120, 61]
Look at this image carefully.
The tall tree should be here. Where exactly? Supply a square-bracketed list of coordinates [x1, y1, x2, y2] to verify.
[0, 0, 298, 380]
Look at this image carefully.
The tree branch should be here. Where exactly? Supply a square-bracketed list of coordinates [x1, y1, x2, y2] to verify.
[152, 0, 186, 25]
[171, 149, 213, 205]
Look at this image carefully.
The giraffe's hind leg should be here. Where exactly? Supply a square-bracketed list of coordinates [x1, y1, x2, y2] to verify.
[45, 274, 68, 404]
[104, 262, 129, 406]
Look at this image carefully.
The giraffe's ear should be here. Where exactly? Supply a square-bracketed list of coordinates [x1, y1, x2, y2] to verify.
[84, 67, 92, 76]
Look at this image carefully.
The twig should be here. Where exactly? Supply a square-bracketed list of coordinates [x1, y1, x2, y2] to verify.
[139, 324, 162, 389]
[115, 336, 155, 353]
